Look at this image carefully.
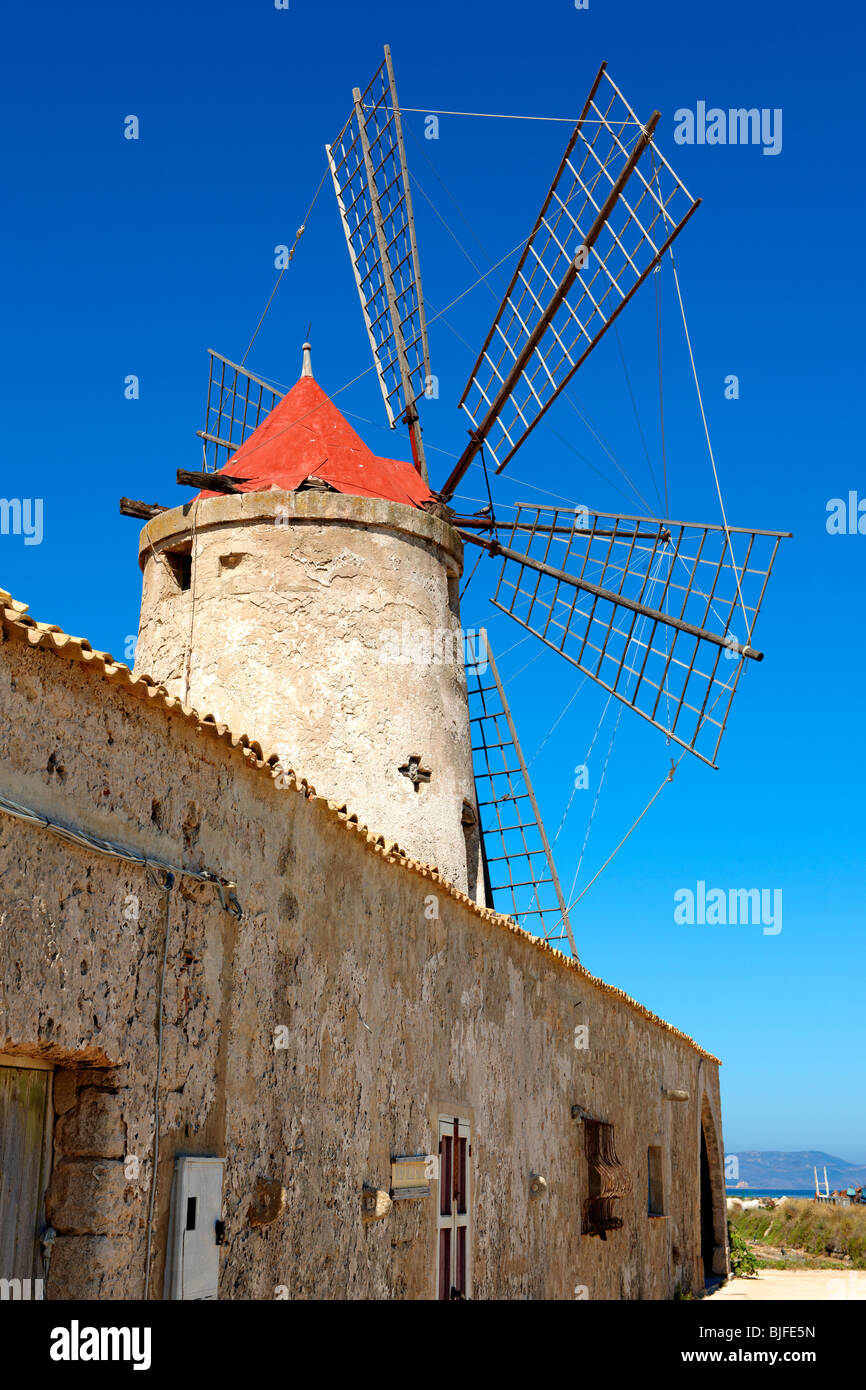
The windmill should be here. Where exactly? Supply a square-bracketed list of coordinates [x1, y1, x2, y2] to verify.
[323, 50, 790, 947]
[126, 50, 790, 959]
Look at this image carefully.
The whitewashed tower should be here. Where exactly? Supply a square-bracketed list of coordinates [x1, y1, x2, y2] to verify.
[133, 350, 484, 898]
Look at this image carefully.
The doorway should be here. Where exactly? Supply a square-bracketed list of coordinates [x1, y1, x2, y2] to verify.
[699, 1125, 715, 1282]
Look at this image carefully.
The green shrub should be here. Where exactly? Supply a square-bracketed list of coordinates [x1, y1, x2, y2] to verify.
[728, 1221, 759, 1276]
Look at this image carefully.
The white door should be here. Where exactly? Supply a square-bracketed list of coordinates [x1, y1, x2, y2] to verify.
[165, 1156, 225, 1300]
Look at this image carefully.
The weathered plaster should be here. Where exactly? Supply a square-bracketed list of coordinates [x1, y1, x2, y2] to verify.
[134, 491, 479, 896]
[0, 620, 726, 1300]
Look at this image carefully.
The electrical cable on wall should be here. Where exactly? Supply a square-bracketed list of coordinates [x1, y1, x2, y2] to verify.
[0, 791, 241, 917]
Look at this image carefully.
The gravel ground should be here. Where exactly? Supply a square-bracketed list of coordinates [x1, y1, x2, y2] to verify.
[707, 1270, 866, 1300]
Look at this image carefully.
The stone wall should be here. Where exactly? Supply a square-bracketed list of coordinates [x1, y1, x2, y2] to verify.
[0, 622, 726, 1299]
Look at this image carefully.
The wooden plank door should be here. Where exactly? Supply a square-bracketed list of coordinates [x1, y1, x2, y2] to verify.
[0, 1060, 53, 1284]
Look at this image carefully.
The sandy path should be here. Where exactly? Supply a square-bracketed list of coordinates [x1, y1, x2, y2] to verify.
[708, 1270, 865, 1300]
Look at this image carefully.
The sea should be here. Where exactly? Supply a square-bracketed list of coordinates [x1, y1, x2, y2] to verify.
[726, 1189, 815, 1200]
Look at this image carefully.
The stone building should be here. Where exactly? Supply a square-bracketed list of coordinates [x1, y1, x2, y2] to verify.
[0, 355, 728, 1300]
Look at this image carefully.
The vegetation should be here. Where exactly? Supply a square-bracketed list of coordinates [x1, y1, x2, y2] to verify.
[728, 1221, 759, 1276]
[728, 1199, 866, 1270]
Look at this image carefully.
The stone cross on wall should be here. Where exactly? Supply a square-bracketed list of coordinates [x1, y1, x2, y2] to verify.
[398, 755, 431, 792]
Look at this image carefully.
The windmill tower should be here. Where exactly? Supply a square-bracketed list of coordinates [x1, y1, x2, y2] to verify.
[132, 349, 485, 899]
[124, 50, 790, 953]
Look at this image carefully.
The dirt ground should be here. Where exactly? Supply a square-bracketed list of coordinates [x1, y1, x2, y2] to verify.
[708, 1270, 866, 1301]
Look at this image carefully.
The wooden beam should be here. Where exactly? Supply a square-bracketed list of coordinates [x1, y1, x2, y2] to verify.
[176, 469, 244, 494]
[119, 498, 169, 520]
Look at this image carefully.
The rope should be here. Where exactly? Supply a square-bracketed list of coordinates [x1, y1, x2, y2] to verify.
[207, 239, 530, 472]
[404, 122, 501, 288]
[650, 149, 670, 516]
[143, 869, 174, 1300]
[459, 543, 485, 602]
[555, 694, 621, 851]
[388, 104, 639, 126]
[562, 646, 744, 915]
[240, 162, 330, 368]
[527, 675, 588, 768]
[655, 262, 669, 515]
[614, 324, 663, 514]
[542, 423, 652, 515]
[567, 757, 677, 910]
[668, 249, 753, 646]
[408, 171, 499, 307]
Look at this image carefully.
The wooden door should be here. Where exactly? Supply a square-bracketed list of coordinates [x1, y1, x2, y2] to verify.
[0, 1060, 53, 1285]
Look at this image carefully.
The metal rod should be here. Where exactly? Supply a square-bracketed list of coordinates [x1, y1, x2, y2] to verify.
[460, 531, 764, 661]
[451, 516, 669, 542]
[493, 504, 792, 541]
[482, 630, 578, 959]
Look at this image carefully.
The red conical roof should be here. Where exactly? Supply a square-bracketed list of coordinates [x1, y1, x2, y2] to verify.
[198, 354, 433, 507]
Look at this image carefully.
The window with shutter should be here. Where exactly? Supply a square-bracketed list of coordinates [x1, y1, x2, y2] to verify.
[648, 1145, 665, 1216]
[436, 1116, 470, 1299]
[582, 1118, 631, 1238]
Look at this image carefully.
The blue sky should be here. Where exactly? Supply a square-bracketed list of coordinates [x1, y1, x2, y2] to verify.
[1, 0, 863, 1162]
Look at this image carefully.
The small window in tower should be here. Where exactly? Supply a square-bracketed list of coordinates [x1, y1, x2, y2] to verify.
[648, 1145, 665, 1216]
[164, 545, 192, 592]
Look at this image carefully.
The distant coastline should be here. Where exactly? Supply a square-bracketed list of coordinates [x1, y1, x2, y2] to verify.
[726, 1188, 814, 1199]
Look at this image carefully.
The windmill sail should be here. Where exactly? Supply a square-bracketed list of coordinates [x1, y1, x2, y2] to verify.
[466, 632, 576, 956]
[441, 63, 699, 498]
[197, 349, 285, 472]
[462, 505, 790, 768]
[327, 46, 432, 476]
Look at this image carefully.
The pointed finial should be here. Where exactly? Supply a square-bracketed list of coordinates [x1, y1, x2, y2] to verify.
[301, 341, 313, 378]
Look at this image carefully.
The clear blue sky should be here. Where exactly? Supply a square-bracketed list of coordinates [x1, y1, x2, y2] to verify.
[1, 0, 863, 1161]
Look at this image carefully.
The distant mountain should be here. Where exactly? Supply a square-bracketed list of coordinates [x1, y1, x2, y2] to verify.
[729, 1151, 866, 1190]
